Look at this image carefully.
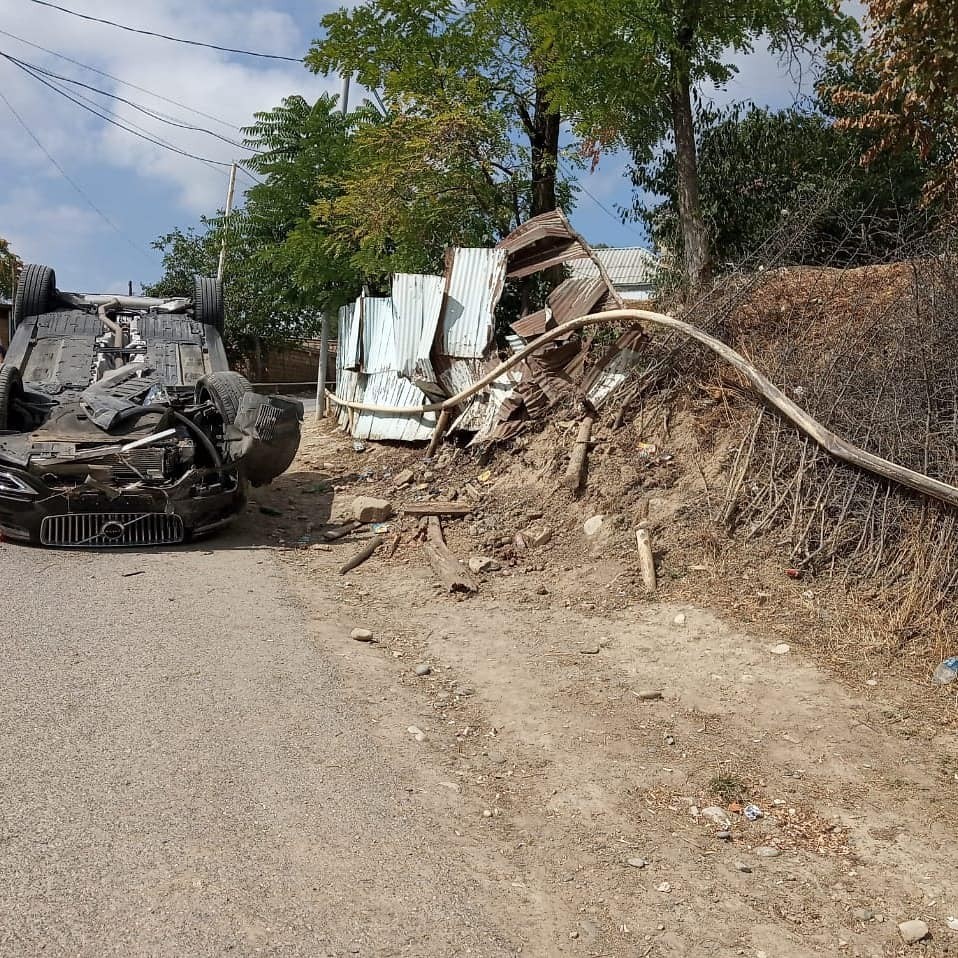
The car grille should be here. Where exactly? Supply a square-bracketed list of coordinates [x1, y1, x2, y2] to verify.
[40, 512, 185, 548]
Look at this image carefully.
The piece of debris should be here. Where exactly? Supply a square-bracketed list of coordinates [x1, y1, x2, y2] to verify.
[734, 862, 752, 874]
[352, 440, 367, 453]
[350, 628, 374, 642]
[946, 917, 958, 931]
[394, 468, 415, 488]
[898, 920, 930, 944]
[259, 505, 284, 517]
[716, 830, 732, 841]
[322, 520, 361, 541]
[579, 646, 601, 655]
[673, 613, 686, 626]
[468, 556, 501, 574]
[407, 725, 426, 742]
[519, 525, 553, 549]
[463, 482, 483, 501]
[338, 535, 385, 575]
[626, 857, 649, 869]
[121, 570, 145, 578]
[414, 663, 432, 677]
[309, 543, 333, 552]
[932, 655, 958, 685]
[424, 516, 479, 594]
[351, 496, 393, 523]
[563, 412, 596, 493]
[769, 643, 791, 655]
[743, 804, 764, 821]
[656, 882, 671, 893]
[853, 909, 875, 923]
[402, 501, 473, 518]
[454, 685, 475, 697]
[633, 689, 663, 701]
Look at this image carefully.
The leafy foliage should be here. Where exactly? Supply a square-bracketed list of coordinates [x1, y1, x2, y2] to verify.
[829, 0, 958, 202]
[0, 236, 20, 300]
[146, 95, 361, 355]
[635, 101, 934, 270]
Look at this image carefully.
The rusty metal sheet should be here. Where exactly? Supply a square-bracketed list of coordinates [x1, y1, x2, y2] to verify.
[439, 247, 507, 358]
[496, 209, 591, 279]
[547, 277, 608, 323]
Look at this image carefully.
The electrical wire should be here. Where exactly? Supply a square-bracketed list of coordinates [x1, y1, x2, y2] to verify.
[1, 50, 261, 153]
[0, 86, 151, 258]
[5, 54, 236, 169]
[28, 0, 304, 62]
[0, 28, 242, 132]
[559, 156, 648, 243]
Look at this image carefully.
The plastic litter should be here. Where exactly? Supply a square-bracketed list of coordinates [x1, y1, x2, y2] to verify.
[743, 804, 764, 821]
[932, 656, 958, 685]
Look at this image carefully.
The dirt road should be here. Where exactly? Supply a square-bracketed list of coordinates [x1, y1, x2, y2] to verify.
[0, 538, 516, 956]
[2, 418, 957, 957]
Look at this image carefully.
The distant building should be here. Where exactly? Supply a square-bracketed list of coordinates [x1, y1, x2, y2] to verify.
[569, 247, 658, 300]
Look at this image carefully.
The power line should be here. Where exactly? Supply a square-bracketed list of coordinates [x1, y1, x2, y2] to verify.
[559, 157, 648, 242]
[5, 54, 236, 169]
[0, 28, 242, 132]
[28, 0, 304, 62]
[0, 86, 151, 258]
[2, 50, 260, 153]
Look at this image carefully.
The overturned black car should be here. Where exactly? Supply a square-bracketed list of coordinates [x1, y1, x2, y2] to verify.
[0, 264, 302, 547]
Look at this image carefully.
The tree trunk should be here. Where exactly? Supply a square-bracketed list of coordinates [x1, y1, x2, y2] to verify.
[669, 59, 711, 288]
[530, 86, 560, 217]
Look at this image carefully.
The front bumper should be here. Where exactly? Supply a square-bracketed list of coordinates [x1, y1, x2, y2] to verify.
[0, 465, 247, 546]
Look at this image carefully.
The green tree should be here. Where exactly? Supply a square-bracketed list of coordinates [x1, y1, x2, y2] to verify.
[830, 0, 958, 202]
[0, 237, 20, 299]
[539, 0, 856, 286]
[308, 0, 566, 243]
[146, 94, 361, 360]
[636, 102, 933, 271]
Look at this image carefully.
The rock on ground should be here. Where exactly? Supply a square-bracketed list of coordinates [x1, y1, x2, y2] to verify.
[351, 497, 393, 523]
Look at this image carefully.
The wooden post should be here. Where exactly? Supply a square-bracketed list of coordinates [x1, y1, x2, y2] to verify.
[315, 313, 330, 422]
[216, 162, 237, 284]
[563, 413, 596, 492]
[425, 408, 451, 459]
[636, 528, 656, 594]
[423, 516, 478, 593]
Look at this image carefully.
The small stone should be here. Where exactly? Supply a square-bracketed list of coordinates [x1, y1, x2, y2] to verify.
[769, 643, 791, 655]
[569, 931, 579, 940]
[754, 846, 781, 858]
[482, 809, 493, 818]
[394, 468, 415, 487]
[656, 882, 671, 893]
[734, 861, 752, 873]
[580, 646, 601, 655]
[521, 525, 553, 548]
[664, 734, 675, 746]
[583, 515, 606, 538]
[468, 556, 501, 574]
[716, 830, 732, 841]
[898, 919, 929, 944]
[946, 917, 958, 931]
[407, 725, 426, 742]
[350, 628, 374, 642]
[701, 806, 732, 828]
[454, 686, 475, 697]
[414, 663, 432, 677]
[626, 857, 649, 868]
[853, 908, 874, 923]
[673, 613, 686, 626]
[635, 689, 663, 701]
[536, 586, 548, 595]
[351, 496, 393, 523]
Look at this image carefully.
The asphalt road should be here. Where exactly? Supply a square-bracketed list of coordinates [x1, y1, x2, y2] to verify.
[0, 532, 510, 957]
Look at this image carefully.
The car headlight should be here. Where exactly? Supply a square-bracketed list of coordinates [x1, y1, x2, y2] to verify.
[0, 471, 39, 496]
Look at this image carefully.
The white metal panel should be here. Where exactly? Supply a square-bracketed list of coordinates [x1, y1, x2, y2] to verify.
[339, 302, 361, 370]
[357, 296, 396, 374]
[352, 371, 438, 442]
[392, 273, 445, 378]
[440, 247, 507, 358]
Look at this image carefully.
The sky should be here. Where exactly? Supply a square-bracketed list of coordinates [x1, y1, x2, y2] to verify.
[0, 0, 861, 295]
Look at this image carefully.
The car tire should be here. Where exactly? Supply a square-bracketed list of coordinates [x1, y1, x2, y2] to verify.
[12, 264, 56, 334]
[0, 364, 23, 431]
[193, 276, 225, 334]
[196, 371, 253, 425]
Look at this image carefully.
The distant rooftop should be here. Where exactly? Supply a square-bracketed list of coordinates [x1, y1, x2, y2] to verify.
[569, 247, 658, 288]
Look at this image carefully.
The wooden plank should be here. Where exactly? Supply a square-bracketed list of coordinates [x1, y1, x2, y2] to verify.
[423, 517, 478, 594]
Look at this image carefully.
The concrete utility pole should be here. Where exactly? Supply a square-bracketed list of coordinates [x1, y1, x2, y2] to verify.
[216, 162, 238, 284]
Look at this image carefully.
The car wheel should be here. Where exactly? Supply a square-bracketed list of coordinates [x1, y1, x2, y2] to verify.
[0, 365, 24, 431]
[193, 276, 225, 334]
[12, 264, 56, 334]
[196, 371, 253, 425]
